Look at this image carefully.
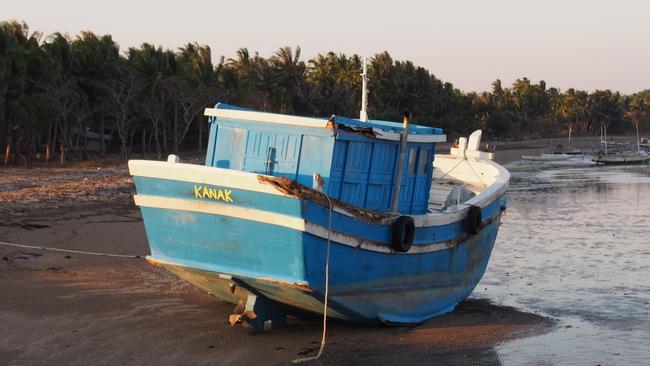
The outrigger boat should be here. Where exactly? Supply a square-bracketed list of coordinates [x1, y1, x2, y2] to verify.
[592, 154, 650, 165]
[129, 66, 510, 329]
[593, 122, 650, 165]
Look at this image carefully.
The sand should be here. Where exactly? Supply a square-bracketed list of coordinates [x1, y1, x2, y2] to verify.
[0, 153, 554, 365]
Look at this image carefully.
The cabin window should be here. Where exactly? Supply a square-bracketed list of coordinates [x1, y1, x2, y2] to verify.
[407, 147, 418, 174]
[418, 148, 430, 174]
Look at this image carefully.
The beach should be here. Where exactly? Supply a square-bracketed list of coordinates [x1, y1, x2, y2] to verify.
[3, 138, 648, 365]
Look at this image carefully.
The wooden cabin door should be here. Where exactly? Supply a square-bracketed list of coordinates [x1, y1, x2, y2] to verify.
[243, 130, 301, 178]
[398, 146, 417, 213]
[411, 147, 432, 213]
[398, 145, 432, 214]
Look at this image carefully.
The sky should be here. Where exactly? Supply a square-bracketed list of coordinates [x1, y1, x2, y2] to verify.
[4, 0, 650, 94]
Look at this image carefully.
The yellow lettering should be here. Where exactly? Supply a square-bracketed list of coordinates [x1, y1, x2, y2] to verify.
[193, 185, 233, 203]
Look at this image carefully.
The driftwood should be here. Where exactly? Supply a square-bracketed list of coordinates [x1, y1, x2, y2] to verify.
[257, 175, 390, 223]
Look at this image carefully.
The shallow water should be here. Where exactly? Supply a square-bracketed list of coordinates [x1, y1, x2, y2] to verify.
[475, 164, 650, 365]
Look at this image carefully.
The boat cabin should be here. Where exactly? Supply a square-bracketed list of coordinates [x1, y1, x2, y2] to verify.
[204, 103, 446, 214]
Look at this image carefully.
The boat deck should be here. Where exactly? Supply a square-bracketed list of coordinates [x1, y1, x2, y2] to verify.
[428, 179, 479, 212]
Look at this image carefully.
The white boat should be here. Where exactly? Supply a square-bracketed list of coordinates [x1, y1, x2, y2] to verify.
[521, 153, 573, 162]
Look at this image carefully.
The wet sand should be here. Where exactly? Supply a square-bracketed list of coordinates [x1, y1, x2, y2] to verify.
[0, 155, 553, 365]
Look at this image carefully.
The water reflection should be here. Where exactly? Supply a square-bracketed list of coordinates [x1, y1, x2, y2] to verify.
[476, 165, 650, 365]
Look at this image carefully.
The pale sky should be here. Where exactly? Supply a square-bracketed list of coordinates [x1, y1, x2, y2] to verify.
[4, 0, 650, 94]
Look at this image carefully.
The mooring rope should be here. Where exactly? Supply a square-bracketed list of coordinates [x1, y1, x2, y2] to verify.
[466, 159, 488, 189]
[431, 158, 464, 184]
[292, 193, 333, 364]
[0, 241, 144, 259]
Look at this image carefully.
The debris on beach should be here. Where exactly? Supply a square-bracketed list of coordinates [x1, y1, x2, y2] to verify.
[0, 165, 134, 219]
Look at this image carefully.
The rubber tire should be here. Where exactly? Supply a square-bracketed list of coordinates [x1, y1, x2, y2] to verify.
[391, 216, 415, 252]
[465, 205, 482, 235]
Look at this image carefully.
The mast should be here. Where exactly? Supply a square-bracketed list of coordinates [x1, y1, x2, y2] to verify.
[359, 57, 369, 122]
[635, 121, 641, 155]
[603, 123, 607, 155]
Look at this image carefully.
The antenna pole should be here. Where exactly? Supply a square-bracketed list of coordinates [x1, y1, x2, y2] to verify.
[360, 57, 369, 122]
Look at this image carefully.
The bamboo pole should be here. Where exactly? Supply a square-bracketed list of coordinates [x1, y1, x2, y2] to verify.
[391, 112, 410, 213]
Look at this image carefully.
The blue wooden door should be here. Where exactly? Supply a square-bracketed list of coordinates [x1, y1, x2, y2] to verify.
[398, 146, 417, 213]
[340, 141, 372, 207]
[243, 130, 301, 178]
[243, 130, 274, 174]
[412, 147, 432, 213]
[272, 133, 301, 178]
[328, 141, 348, 199]
[366, 143, 397, 211]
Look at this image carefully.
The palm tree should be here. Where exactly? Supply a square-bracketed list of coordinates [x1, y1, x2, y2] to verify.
[42, 32, 83, 164]
[128, 43, 176, 158]
[71, 31, 121, 157]
[1, 20, 47, 166]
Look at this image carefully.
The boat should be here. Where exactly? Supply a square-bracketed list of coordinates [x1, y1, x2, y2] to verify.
[128, 68, 510, 329]
[521, 153, 573, 162]
[592, 154, 650, 165]
[593, 121, 650, 165]
[129, 107, 509, 328]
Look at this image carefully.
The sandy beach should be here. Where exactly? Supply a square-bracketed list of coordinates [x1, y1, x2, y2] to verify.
[1, 148, 561, 365]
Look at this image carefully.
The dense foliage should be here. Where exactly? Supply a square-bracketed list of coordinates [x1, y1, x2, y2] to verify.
[1, 21, 649, 166]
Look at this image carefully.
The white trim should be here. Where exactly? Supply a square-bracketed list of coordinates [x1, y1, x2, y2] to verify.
[133, 194, 486, 254]
[128, 160, 290, 197]
[135, 195, 306, 231]
[205, 108, 329, 129]
[407, 154, 509, 227]
[303, 222, 462, 254]
[372, 128, 447, 143]
[204, 107, 446, 143]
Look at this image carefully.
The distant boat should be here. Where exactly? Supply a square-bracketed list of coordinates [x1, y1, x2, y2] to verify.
[521, 153, 573, 162]
[503, 160, 544, 172]
[592, 154, 650, 165]
[128, 103, 510, 329]
[593, 121, 649, 165]
[521, 132, 591, 162]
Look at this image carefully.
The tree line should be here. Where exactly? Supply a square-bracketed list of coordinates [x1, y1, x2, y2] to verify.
[1, 20, 649, 167]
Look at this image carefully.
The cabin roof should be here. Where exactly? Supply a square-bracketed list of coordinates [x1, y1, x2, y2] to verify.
[204, 103, 446, 143]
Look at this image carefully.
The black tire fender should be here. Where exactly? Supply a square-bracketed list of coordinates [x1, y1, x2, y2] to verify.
[465, 205, 482, 235]
[391, 216, 415, 252]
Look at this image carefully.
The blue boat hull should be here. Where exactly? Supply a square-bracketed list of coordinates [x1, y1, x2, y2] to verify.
[148, 218, 500, 324]
[134, 174, 504, 325]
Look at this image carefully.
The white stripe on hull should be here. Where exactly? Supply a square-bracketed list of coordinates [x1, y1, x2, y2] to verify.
[129, 160, 289, 196]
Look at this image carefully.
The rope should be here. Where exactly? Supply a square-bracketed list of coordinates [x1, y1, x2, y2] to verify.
[466, 159, 488, 189]
[0, 241, 144, 259]
[432, 158, 464, 184]
[292, 193, 333, 364]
